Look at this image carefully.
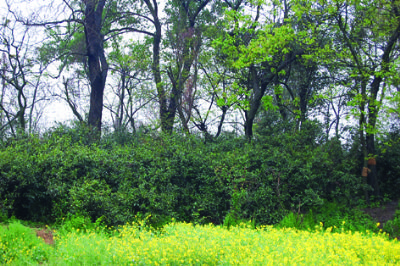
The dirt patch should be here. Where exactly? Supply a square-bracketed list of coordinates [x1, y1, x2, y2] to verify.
[36, 229, 54, 245]
[362, 199, 399, 226]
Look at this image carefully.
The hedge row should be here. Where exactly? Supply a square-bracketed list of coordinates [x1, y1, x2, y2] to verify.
[0, 130, 362, 226]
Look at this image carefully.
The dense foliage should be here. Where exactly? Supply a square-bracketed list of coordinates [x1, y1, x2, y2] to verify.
[2, 120, 397, 227]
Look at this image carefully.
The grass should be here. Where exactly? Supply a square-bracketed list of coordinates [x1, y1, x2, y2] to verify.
[0, 221, 52, 265]
[1, 219, 400, 265]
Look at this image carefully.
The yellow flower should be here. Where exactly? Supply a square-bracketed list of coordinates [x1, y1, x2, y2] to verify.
[376, 223, 380, 227]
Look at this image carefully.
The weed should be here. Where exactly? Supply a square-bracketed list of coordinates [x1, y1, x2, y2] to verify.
[0, 221, 52, 264]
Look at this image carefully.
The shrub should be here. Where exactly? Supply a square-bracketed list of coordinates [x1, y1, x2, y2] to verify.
[383, 202, 400, 239]
[377, 129, 400, 199]
[0, 123, 369, 227]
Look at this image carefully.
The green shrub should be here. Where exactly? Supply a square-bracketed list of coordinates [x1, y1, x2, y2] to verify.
[277, 211, 316, 230]
[56, 214, 106, 236]
[0, 123, 370, 228]
[310, 201, 378, 233]
[383, 202, 400, 238]
[377, 129, 400, 199]
[277, 201, 379, 234]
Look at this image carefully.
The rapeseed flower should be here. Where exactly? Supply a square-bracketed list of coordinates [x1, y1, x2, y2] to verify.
[4, 221, 400, 265]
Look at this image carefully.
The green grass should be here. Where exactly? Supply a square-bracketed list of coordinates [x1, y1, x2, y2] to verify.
[0, 221, 52, 265]
[1, 220, 400, 265]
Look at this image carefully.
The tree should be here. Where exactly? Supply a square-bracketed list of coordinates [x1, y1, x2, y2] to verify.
[17, 0, 151, 139]
[0, 15, 48, 137]
[197, 58, 237, 139]
[83, 0, 109, 138]
[163, 0, 212, 133]
[105, 40, 155, 132]
[59, 75, 86, 123]
[214, 0, 318, 139]
[322, 0, 400, 200]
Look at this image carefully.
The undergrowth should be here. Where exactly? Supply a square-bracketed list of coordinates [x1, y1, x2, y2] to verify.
[383, 201, 400, 239]
[0, 221, 52, 265]
[277, 201, 380, 234]
[1, 218, 399, 265]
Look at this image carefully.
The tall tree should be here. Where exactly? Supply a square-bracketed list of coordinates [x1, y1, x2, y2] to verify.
[214, 0, 315, 139]
[105, 40, 154, 132]
[84, 0, 108, 137]
[0, 14, 47, 136]
[124, 0, 213, 133]
[17, 0, 150, 139]
[326, 0, 400, 199]
[285, 0, 400, 200]
[164, 0, 211, 133]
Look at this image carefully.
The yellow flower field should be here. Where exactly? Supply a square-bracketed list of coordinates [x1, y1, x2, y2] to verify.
[2, 220, 399, 265]
[46, 222, 400, 265]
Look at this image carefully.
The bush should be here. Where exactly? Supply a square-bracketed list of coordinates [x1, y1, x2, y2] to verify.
[277, 201, 379, 234]
[0, 133, 229, 226]
[311, 201, 378, 233]
[383, 202, 400, 239]
[0, 122, 368, 227]
[377, 129, 400, 199]
[277, 211, 316, 230]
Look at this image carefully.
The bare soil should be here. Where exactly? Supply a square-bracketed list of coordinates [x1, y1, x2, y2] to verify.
[36, 228, 54, 245]
[362, 199, 399, 227]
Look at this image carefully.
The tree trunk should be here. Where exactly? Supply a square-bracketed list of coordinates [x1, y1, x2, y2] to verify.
[365, 16, 400, 199]
[84, 0, 108, 139]
[152, 20, 170, 133]
[358, 78, 369, 204]
[244, 66, 267, 140]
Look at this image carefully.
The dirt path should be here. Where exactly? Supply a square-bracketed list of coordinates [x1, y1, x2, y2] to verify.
[362, 199, 399, 226]
[36, 228, 54, 245]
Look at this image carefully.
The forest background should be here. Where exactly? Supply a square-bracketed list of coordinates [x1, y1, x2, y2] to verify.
[1, 0, 400, 229]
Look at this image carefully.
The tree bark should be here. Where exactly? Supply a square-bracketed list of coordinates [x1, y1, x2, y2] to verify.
[244, 52, 299, 140]
[84, 0, 108, 139]
[143, 0, 172, 133]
